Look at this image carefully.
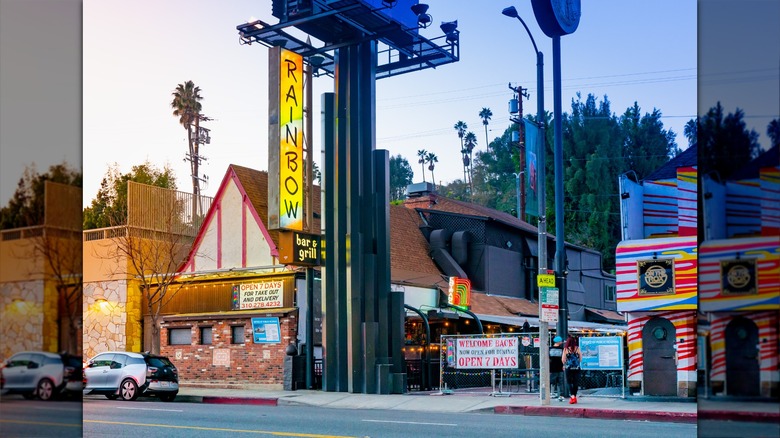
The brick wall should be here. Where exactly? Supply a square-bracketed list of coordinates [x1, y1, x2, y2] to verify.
[161, 311, 297, 388]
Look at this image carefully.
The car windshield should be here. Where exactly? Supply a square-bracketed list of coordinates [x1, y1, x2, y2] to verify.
[147, 356, 174, 368]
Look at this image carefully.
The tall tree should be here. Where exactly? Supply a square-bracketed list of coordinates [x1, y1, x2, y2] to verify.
[767, 118, 780, 148]
[171, 80, 204, 220]
[479, 107, 493, 150]
[683, 119, 697, 148]
[454, 121, 468, 184]
[464, 131, 478, 192]
[425, 152, 438, 188]
[416, 149, 428, 183]
[389, 154, 414, 201]
[620, 102, 679, 180]
[1, 162, 82, 229]
[698, 102, 761, 180]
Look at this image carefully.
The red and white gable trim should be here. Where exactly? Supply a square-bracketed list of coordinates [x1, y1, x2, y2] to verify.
[179, 166, 278, 273]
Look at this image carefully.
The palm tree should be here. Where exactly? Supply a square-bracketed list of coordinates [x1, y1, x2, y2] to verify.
[171, 80, 203, 219]
[454, 121, 468, 183]
[425, 152, 438, 189]
[683, 119, 696, 148]
[479, 107, 493, 149]
[417, 149, 428, 182]
[464, 131, 477, 192]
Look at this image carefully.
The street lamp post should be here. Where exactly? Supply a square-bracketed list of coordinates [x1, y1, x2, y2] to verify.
[502, 5, 549, 406]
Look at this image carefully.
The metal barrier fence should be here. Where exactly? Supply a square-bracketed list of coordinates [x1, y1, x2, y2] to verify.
[436, 333, 626, 398]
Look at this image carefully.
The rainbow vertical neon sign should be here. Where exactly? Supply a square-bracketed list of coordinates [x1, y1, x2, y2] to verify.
[279, 49, 303, 230]
[269, 47, 304, 231]
[448, 277, 471, 310]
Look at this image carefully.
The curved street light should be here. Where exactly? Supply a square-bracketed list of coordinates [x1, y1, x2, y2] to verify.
[502, 5, 551, 405]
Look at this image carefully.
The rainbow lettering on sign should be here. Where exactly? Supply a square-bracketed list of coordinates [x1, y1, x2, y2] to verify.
[448, 277, 471, 310]
[279, 49, 303, 230]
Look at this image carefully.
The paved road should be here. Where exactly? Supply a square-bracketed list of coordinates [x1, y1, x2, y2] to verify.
[81, 396, 696, 438]
[698, 419, 780, 438]
[0, 398, 83, 437]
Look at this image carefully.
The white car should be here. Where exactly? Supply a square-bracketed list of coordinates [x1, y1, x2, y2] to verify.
[0, 351, 79, 401]
[84, 351, 178, 401]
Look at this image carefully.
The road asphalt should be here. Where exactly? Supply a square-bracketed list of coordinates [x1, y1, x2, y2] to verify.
[171, 382, 779, 425]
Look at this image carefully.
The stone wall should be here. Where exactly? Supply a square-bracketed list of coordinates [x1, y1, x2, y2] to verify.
[161, 311, 297, 389]
[83, 280, 129, 359]
[0, 280, 45, 360]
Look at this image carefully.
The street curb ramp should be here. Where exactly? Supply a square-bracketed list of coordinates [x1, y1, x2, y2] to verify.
[494, 405, 698, 424]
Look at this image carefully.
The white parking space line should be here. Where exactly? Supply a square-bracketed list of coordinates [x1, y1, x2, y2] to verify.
[362, 419, 457, 426]
[115, 407, 184, 412]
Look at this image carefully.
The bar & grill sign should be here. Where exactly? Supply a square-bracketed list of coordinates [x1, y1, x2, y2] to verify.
[232, 281, 283, 310]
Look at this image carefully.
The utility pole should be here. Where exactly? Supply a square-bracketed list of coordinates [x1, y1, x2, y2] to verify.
[508, 83, 528, 220]
[185, 113, 211, 220]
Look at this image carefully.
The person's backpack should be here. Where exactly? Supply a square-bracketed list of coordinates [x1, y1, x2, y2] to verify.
[565, 349, 580, 369]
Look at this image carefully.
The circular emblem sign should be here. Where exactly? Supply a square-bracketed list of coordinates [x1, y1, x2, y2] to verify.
[644, 265, 668, 288]
[727, 265, 751, 289]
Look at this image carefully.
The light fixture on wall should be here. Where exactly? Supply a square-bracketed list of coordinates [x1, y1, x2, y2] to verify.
[93, 286, 107, 304]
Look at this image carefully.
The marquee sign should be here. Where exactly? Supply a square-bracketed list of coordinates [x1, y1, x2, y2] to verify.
[232, 281, 284, 310]
[637, 258, 675, 295]
[268, 47, 304, 231]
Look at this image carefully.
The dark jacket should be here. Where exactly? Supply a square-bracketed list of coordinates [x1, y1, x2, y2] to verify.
[549, 344, 564, 373]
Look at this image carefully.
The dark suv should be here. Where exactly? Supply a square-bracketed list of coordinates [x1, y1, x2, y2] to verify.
[84, 351, 178, 401]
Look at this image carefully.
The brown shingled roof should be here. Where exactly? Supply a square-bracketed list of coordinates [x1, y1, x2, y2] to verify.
[389, 205, 443, 287]
[407, 194, 540, 235]
[229, 164, 321, 249]
[470, 293, 539, 317]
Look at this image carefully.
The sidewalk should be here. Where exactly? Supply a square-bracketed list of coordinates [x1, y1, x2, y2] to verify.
[173, 383, 709, 424]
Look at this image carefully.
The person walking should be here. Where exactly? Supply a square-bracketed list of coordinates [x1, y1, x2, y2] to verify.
[549, 336, 564, 401]
[562, 335, 582, 404]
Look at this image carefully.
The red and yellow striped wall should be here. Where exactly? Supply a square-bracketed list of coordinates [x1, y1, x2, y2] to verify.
[699, 237, 780, 311]
[708, 311, 778, 397]
[616, 236, 698, 312]
[626, 311, 697, 392]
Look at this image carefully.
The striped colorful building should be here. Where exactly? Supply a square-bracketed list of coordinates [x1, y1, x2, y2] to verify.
[699, 146, 779, 398]
[616, 146, 698, 397]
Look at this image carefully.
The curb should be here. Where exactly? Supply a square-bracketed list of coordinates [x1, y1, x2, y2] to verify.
[494, 405, 697, 424]
[699, 410, 780, 424]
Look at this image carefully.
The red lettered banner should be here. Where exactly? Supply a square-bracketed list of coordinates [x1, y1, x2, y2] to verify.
[455, 337, 519, 369]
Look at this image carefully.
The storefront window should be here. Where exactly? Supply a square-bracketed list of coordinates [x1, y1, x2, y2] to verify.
[231, 325, 245, 344]
[200, 326, 213, 345]
[169, 328, 191, 345]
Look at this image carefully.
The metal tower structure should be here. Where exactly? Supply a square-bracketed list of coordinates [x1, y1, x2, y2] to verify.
[237, 0, 460, 394]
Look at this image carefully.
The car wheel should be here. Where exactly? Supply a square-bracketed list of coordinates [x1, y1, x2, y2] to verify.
[105, 394, 118, 400]
[158, 393, 177, 402]
[119, 379, 139, 401]
[37, 379, 55, 401]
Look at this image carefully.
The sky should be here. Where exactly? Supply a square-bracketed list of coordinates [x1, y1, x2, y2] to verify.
[74, 0, 706, 208]
[4, 1, 776, 208]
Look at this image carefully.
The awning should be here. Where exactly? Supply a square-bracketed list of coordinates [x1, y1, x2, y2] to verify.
[472, 313, 626, 333]
[162, 308, 297, 322]
[585, 307, 625, 324]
